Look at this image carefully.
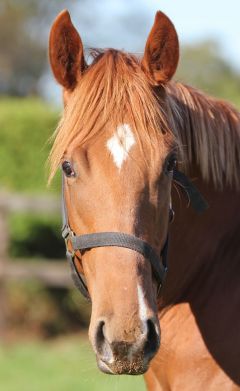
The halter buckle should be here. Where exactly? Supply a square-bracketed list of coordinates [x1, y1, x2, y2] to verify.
[62, 226, 75, 257]
[62, 225, 75, 242]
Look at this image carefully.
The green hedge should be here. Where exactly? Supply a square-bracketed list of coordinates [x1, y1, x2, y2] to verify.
[0, 97, 63, 258]
[0, 97, 60, 192]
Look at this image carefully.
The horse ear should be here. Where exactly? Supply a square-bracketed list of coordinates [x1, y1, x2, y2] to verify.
[142, 11, 179, 84]
[49, 10, 86, 90]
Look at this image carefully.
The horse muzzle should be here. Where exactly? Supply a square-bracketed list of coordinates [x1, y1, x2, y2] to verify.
[93, 317, 160, 375]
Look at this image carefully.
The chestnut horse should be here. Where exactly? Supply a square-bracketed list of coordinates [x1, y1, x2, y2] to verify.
[48, 10, 240, 390]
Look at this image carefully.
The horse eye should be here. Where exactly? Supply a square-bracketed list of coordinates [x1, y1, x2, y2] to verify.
[166, 155, 177, 174]
[62, 161, 75, 177]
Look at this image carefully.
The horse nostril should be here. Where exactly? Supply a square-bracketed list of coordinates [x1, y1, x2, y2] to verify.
[144, 319, 160, 360]
[95, 321, 105, 355]
[95, 320, 113, 363]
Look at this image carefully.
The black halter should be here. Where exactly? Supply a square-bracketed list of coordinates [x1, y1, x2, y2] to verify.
[61, 170, 208, 300]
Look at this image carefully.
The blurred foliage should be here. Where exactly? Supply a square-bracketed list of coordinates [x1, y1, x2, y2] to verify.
[0, 336, 145, 391]
[6, 282, 90, 338]
[0, 97, 62, 258]
[0, 1, 44, 95]
[9, 213, 65, 259]
[176, 40, 240, 108]
[0, 0, 70, 95]
[0, 97, 60, 192]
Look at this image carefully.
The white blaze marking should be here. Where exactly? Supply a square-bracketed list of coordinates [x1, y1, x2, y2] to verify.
[127, 285, 152, 361]
[106, 124, 135, 169]
[137, 284, 148, 334]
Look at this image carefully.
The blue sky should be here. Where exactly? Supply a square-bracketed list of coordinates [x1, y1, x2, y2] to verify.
[69, 0, 240, 68]
[45, 0, 240, 102]
[150, 0, 240, 69]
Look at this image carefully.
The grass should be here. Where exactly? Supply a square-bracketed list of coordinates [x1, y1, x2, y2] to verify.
[0, 336, 146, 391]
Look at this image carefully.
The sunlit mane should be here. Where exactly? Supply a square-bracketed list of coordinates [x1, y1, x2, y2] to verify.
[167, 83, 240, 188]
[48, 49, 173, 182]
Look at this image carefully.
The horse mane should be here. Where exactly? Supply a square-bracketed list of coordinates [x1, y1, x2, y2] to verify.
[167, 83, 240, 189]
[48, 49, 173, 182]
[49, 48, 240, 189]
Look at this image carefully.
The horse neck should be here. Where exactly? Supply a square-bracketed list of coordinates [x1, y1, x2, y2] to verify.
[161, 84, 240, 307]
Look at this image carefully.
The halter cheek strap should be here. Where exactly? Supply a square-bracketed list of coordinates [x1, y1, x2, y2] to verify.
[61, 169, 208, 300]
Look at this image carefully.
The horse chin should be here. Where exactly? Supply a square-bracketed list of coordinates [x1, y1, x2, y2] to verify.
[97, 357, 149, 376]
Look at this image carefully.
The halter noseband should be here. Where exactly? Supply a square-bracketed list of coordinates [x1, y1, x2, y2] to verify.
[61, 170, 208, 300]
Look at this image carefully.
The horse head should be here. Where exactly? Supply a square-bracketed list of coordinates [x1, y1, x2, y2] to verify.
[49, 10, 179, 375]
